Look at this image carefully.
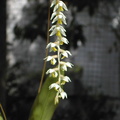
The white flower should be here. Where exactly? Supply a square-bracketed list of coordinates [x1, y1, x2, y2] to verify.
[61, 76, 71, 85]
[52, 14, 67, 25]
[44, 56, 53, 61]
[51, 12, 66, 20]
[60, 91, 67, 99]
[61, 64, 67, 71]
[51, 58, 57, 65]
[45, 56, 57, 65]
[46, 69, 55, 74]
[49, 25, 66, 33]
[49, 25, 56, 31]
[62, 76, 71, 82]
[49, 83, 60, 90]
[46, 69, 58, 77]
[60, 62, 73, 71]
[50, 26, 66, 36]
[65, 62, 74, 68]
[46, 42, 58, 52]
[46, 42, 56, 48]
[47, 0, 72, 104]
[56, 37, 69, 45]
[60, 37, 69, 44]
[61, 50, 72, 58]
[53, 1, 68, 12]
[50, 25, 66, 33]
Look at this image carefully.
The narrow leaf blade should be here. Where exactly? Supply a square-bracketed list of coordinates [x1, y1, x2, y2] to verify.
[28, 76, 58, 120]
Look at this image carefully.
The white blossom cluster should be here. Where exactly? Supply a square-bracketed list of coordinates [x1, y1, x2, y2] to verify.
[45, 0, 73, 104]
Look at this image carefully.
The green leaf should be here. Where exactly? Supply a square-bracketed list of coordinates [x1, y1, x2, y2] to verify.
[0, 115, 3, 120]
[28, 76, 58, 120]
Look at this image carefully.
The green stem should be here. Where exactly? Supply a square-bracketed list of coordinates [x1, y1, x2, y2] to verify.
[56, 0, 61, 86]
[57, 43, 61, 84]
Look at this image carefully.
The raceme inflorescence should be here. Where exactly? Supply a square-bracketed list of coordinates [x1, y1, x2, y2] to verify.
[45, 0, 73, 104]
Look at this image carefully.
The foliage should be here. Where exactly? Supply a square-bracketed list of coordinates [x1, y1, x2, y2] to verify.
[0, 115, 3, 120]
[28, 75, 58, 120]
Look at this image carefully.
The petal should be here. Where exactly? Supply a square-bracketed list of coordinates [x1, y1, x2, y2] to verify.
[66, 62, 73, 68]
[50, 0, 56, 7]
[46, 42, 56, 49]
[51, 43, 57, 47]
[60, 28, 66, 36]
[51, 12, 57, 20]
[62, 17, 67, 25]
[49, 83, 60, 90]
[66, 51, 72, 55]
[61, 64, 67, 71]
[46, 69, 55, 74]
[60, 91, 67, 99]
[58, 1, 68, 11]
[61, 37, 69, 44]
[61, 50, 71, 58]
[58, 15, 67, 25]
[62, 51, 68, 58]
[52, 16, 58, 24]
[50, 29, 57, 36]
[59, 26, 66, 32]
[59, 12, 66, 19]
[49, 25, 56, 31]
[45, 56, 53, 61]
[56, 26, 61, 31]
[53, 4, 59, 12]
[63, 76, 71, 82]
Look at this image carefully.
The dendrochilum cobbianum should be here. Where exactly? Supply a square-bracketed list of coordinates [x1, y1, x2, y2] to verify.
[45, 0, 73, 104]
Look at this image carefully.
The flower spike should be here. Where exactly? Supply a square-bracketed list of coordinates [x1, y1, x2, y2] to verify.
[45, 0, 73, 104]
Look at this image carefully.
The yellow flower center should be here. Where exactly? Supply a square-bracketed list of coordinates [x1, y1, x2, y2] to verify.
[52, 47, 57, 52]
[57, 19, 62, 24]
[51, 59, 56, 65]
[60, 41, 64, 45]
[59, 6, 64, 11]
[56, 31, 61, 37]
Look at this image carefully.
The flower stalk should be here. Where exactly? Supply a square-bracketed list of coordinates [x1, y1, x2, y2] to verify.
[46, 0, 73, 104]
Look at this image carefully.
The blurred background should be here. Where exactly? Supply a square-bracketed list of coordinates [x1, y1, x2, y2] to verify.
[0, 0, 120, 120]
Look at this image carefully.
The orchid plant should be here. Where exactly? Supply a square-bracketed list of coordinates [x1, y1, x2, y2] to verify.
[45, 0, 73, 104]
[0, 1, 73, 120]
